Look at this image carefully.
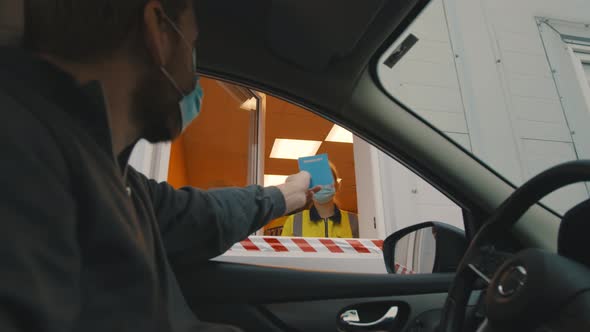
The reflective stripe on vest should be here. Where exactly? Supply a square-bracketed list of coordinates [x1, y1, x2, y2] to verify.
[293, 212, 303, 237]
[348, 213, 359, 238]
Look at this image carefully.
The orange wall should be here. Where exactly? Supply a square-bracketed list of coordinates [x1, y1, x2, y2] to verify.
[168, 78, 251, 189]
[184, 78, 251, 189]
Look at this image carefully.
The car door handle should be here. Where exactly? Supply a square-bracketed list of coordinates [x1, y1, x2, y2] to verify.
[339, 306, 399, 330]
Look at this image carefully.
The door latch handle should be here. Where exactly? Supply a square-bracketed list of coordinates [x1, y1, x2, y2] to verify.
[340, 306, 399, 328]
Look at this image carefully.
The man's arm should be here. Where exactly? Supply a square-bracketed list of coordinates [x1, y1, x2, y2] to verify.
[0, 93, 80, 331]
[138, 170, 312, 262]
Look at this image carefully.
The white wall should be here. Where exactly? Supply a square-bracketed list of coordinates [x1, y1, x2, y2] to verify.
[377, 152, 464, 234]
[368, 0, 467, 237]
[129, 140, 171, 182]
[353, 136, 384, 239]
[449, 0, 590, 213]
[353, 139, 464, 240]
[375, 0, 590, 218]
[379, 0, 473, 153]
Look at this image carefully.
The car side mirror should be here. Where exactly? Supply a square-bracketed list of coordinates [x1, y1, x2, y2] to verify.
[382, 221, 467, 274]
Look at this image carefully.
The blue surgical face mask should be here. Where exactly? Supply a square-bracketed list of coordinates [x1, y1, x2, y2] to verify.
[313, 184, 336, 204]
[160, 13, 204, 132]
[175, 75, 203, 130]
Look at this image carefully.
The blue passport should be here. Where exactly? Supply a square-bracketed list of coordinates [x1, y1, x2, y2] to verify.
[298, 154, 333, 188]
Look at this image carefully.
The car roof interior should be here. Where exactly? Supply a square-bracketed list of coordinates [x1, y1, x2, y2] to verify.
[195, 0, 427, 112]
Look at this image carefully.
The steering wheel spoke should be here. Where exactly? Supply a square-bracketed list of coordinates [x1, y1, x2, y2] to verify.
[465, 246, 514, 285]
[475, 319, 497, 332]
[467, 263, 491, 285]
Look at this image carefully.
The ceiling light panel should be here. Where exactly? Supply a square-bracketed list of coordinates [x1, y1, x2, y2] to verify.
[325, 125, 353, 143]
[270, 139, 322, 160]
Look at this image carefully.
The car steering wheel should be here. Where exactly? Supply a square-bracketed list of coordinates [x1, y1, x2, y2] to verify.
[439, 161, 590, 332]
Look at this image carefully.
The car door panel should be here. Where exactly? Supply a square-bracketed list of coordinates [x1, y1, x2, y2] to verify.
[174, 261, 454, 331]
[264, 294, 447, 332]
[175, 262, 454, 303]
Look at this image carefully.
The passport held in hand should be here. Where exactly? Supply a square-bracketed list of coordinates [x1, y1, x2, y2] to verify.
[298, 154, 333, 188]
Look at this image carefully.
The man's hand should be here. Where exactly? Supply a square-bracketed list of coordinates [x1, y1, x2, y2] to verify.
[276, 171, 321, 215]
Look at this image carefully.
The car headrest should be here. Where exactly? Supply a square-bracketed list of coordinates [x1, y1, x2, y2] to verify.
[558, 198, 590, 269]
[0, 0, 25, 47]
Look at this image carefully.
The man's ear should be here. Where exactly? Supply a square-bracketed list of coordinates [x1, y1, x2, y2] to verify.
[143, 0, 171, 66]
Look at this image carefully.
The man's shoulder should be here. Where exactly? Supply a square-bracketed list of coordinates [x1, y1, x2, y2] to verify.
[1, 87, 48, 134]
[0, 88, 70, 173]
[0, 83, 62, 133]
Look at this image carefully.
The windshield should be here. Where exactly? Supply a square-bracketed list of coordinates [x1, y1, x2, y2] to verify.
[376, 0, 590, 215]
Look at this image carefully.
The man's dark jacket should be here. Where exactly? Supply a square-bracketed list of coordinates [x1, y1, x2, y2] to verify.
[0, 47, 285, 332]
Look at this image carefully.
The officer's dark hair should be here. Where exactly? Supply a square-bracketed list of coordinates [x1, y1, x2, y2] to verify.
[24, 0, 191, 63]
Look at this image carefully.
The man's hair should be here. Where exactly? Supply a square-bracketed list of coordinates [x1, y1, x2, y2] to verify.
[24, 0, 191, 63]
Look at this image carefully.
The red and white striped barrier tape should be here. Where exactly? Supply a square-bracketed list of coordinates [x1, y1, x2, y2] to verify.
[228, 237, 416, 274]
[229, 236, 384, 254]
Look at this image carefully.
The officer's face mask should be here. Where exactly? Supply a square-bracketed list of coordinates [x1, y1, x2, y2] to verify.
[313, 184, 336, 204]
[159, 12, 204, 132]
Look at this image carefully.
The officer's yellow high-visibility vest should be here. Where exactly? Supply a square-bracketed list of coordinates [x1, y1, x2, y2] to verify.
[281, 206, 359, 238]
